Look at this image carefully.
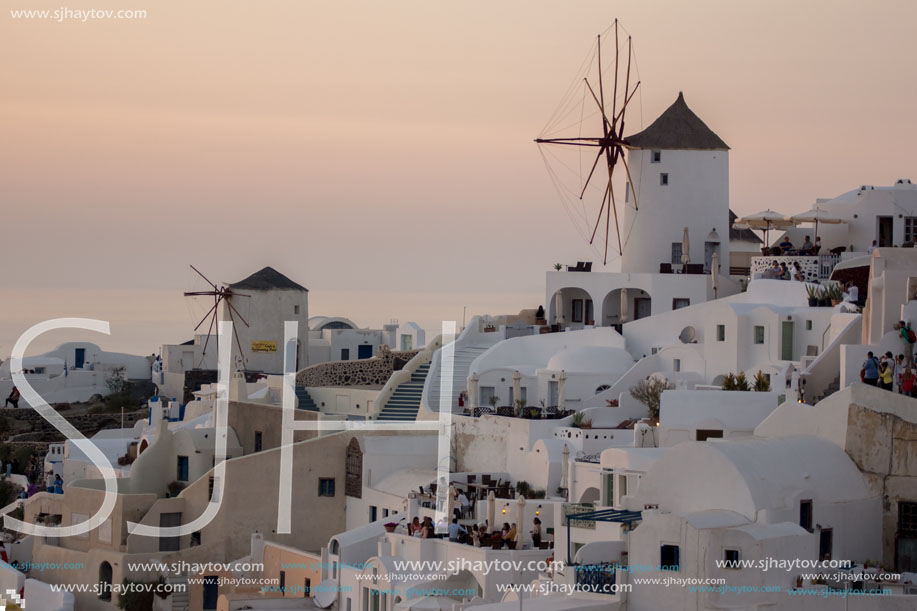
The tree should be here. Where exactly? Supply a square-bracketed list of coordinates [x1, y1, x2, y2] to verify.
[753, 370, 771, 392]
[629, 377, 675, 419]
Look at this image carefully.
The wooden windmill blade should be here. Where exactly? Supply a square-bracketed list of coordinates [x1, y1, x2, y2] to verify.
[534, 19, 642, 265]
[182, 265, 251, 370]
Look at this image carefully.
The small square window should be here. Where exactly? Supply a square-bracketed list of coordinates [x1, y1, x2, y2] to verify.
[652, 150, 661, 163]
[660, 544, 680, 570]
[724, 549, 740, 568]
[754, 326, 765, 344]
[660, 173, 669, 186]
[805, 320, 813, 331]
[716, 325, 725, 342]
[319, 478, 336, 497]
[673, 359, 681, 373]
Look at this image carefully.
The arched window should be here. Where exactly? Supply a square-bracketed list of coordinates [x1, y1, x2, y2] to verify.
[345, 438, 363, 498]
[595, 385, 611, 394]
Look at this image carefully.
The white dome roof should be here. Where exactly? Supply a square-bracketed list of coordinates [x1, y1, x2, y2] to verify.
[546, 345, 634, 374]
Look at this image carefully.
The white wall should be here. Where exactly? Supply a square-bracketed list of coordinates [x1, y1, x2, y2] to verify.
[621, 148, 730, 275]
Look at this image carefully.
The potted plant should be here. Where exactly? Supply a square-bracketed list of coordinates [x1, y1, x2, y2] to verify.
[828, 283, 843, 306]
[488, 395, 499, 412]
[753, 370, 770, 392]
[554, 263, 563, 271]
[514, 399, 525, 417]
[805, 284, 819, 307]
[817, 286, 830, 307]
[383, 522, 398, 533]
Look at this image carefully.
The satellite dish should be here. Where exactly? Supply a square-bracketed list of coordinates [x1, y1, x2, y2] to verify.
[313, 579, 336, 608]
[678, 326, 696, 343]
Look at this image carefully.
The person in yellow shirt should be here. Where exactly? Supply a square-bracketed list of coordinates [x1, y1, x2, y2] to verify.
[879, 362, 894, 391]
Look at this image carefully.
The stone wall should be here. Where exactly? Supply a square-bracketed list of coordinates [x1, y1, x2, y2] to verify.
[295, 346, 420, 388]
[0, 408, 147, 442]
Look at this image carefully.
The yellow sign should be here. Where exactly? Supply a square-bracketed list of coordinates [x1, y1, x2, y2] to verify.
[250, 340, 277, 353]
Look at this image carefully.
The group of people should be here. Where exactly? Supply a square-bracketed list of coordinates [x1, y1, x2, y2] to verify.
[405, 516, 543, 549]
[861, 323, 917, 395]
[763, 260, 805, 281]
[776, 235, 822, 256]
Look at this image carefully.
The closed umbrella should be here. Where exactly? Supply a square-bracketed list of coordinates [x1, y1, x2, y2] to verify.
[515, 495, 526, 548]
[554, 291, 564, 325]
[487, 490, 496, 532]
[711, 252, 719, 298]
[446, 484, 456, 521]
[468, 372, 479, 409]
[560, 443, 570, 492]
[789, 207, 848, 243]
[681, 227, 690, 271]
[557, 370, 567, 412]
[736, 210, 794, 246]
[512, 370, 522, 407]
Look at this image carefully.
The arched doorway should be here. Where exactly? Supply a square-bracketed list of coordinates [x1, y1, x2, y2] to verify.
[602, 288, 652, 328]
[548, 288, 595, 329]
[578, 487, 600, 504]
[99, 561, 113, 600]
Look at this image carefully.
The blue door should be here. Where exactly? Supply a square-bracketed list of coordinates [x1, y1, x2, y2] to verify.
[74, 348, 85, 369]
[177, 456, 189, 481]
[202, 576, 219, 610]
[358, 345, 373, 359]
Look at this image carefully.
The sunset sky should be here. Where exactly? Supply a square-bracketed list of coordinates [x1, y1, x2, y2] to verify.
[2, 0, 916, 355]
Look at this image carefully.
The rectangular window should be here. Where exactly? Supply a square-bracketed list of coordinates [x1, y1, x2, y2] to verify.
[724, 549, 740, 568]
[805, 320, 813, 331]
[572, 299, 584, 323]
[603, 472, 614, 506]
[383, 508, 389, 518]
[341, 348, 350, 361]
[660, 544, 680, 570]
[800, 499, 813, 532]
[177, 456, 189, 482]
[294, 305, 300, 315]
[652, 150, 661, 163]
[254, 431, 263, 453]
[673, 359, 681, 372]
[754, 325, 765, 345]
[319, 478, 336, 497]
[660, 173, 669, 186]
[279, 570, 286, 594]
[716, 324, 725, 342]
[672, 298, 690, 310]
[671, 243, 683, 265]
[696, 429, 723, 441]
[905, 217, 917, 243]
[370, 506, 377, 522]
[304, 578, 311, 597]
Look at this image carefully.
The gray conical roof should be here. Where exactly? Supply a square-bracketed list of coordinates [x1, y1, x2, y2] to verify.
[625, 92, 728, 150]
[229, 267, 308, 292]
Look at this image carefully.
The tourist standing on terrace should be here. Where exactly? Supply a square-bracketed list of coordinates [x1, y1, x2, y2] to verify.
[861, 352, 880, 386]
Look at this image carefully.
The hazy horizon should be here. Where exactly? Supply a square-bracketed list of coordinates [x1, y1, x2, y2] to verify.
[4, 0, 917, 355]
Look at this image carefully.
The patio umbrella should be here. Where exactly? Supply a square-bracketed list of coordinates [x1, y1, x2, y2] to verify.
[446, 484, 456, 521]
[789, 207, 849, 242]
[681, 227, 690, 270]
[736, 210, 794, 246]
[512, 370, 522, 407]
[515, 495, 526, 547]
[468, 373, 479, 409]
[486, 490, 496, 531]
[711, 252, 719, 298]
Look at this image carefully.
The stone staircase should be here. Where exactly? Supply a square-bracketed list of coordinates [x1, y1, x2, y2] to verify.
[377, 363, 431, 421]
[424, 343, 497, 413]
[294, 386, 318, 411]
[812, 375, 840, 403]
[168, 575, 190, 610]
